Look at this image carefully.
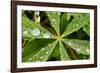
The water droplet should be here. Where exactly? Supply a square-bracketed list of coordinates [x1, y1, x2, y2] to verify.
[86, 49, 90, 54]
[68, 41, 73, 45]
[41, 48, 45, 51]
[23, 31, 28, 35]
[35, 17, 40, 23]
[34, 11, 40, 23]
[52, 19, 55, 22]
[31, 28, 40, 36]
[35, 11, 39, 15]
[51, 18, 57, 25]
[76, 48, 81, 54]
[46, 51, 48, 54]
[43, 32, 50, 38]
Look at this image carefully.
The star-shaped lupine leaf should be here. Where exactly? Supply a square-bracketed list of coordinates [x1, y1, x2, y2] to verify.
[22, 11, 90, 62]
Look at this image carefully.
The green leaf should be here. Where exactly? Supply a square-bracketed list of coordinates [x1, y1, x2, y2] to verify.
[22, 39, 55, 62]
[27, 40, 58, 62]
[47, 12, 61, 35]
[83, 14, 90, 35]
[39, 12, 57, 36]
[22, 11, 90, 62]
[50, 42, 60, 60]
[22, 15, 54, 39]
[63, 39, 90, 55]
[59, 41, 70, 60]
[76, 28, 88, 39]
[83, 24, 90, 35]
[60, 13, 68, 34]
[62, 13, 89, 37]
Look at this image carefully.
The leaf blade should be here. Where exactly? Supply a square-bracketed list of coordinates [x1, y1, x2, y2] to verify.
[47, 12, 61, 35]
[63, 39, 90, 55]
[59, 41, 70, 60]
[22, 39, 55, 62]
[60, 13, 68, 34]
[62, 13, 90, 37]
[22, 15, 54, 39]
[28, 40, 58, 62]
[83, 24, 90, 35]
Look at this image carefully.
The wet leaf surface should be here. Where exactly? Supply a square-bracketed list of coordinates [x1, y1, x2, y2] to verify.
[22, 11, 90, 62]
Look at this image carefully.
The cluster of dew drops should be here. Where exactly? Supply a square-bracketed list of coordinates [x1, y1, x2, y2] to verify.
[23, 11, 52, 39]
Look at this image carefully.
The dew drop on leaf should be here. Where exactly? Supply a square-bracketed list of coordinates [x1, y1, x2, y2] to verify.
[35, 11, 39, 15]
[68, 41, 73, 45]
[76, 48, 81, 54]
[43, 32, 51, 38]
[23, 31, 28, 35]
[35, 17, 40, 23]
[52, 19, 55, 22]
[31, 28, 40, 36]
[86, 49, 90, 54]
[41, 48, 45, 51]
[57, 12, 60, 15]
[35, 11, 40, 23]
[46, 51, 49, 54]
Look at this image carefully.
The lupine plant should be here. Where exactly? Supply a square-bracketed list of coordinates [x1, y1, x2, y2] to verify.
[22, 10, 90, 62]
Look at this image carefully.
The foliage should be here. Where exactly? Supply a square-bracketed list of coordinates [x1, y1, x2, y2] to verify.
[22, 10, 90, 62]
